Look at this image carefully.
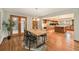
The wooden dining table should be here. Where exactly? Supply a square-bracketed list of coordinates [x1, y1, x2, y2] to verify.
[27, 29, 47, 48]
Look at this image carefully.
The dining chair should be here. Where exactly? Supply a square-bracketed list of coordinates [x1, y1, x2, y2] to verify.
[24, 30, 37, 50]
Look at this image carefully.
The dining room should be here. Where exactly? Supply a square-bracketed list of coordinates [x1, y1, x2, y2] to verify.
[0, 8, 79, 51]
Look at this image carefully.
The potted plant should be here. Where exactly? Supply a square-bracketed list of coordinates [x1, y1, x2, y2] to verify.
[3, 19, 15, 40]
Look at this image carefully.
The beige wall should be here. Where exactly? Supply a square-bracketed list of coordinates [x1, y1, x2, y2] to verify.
[74, 9, 79, 41]
[0, 8, 4, 44]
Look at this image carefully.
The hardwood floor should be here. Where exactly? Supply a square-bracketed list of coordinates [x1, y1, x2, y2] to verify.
[0, 35, 28, 51]
[0, 29, 79, 51]
[46, 28, 79, 51]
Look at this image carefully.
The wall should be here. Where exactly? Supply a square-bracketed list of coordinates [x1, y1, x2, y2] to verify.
[27, 16, 32, 30]
[74, 9, 79, 41]
[0, 8, 5, 44]
[39, 17, 43, 29]
[0, 9, 3, 31]
[41, 9, 75, 18]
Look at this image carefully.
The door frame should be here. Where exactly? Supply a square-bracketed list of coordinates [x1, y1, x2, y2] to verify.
[10, 15, 27, 36]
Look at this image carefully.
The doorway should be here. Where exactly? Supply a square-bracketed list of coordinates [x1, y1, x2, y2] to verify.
[10, 15, 27, 36]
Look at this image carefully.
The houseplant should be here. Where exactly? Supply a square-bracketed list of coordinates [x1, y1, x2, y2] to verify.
[3, 19, 15, 40]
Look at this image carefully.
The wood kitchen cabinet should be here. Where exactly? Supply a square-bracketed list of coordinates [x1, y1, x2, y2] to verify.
[55, 26, 66, 33]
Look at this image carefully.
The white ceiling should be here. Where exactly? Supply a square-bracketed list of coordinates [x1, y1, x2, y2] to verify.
[3, 8, 70, 17]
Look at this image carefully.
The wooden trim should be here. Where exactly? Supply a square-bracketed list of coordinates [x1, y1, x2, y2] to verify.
[10, 15, 27, 36]
[10, 15, 26, 18]
[10, 15, 12, 35]
[18, 16, 21, 35]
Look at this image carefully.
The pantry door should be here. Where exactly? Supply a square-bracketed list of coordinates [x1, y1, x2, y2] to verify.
[10, 15, 27, 36]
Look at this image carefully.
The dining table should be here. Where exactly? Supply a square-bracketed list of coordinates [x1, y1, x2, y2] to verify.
[27, 29, 47, 48]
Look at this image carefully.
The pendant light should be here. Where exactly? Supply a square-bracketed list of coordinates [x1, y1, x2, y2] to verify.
[33, 8, 40, 21]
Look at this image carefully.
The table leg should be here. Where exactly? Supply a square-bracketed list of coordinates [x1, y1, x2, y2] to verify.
[29, 40, 31, 51]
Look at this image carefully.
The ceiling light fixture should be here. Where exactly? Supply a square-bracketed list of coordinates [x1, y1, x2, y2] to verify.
[33, 8, 40, 21]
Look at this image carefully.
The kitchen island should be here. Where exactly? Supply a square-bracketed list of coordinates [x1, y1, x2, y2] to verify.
[55, 25, 68, 33]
